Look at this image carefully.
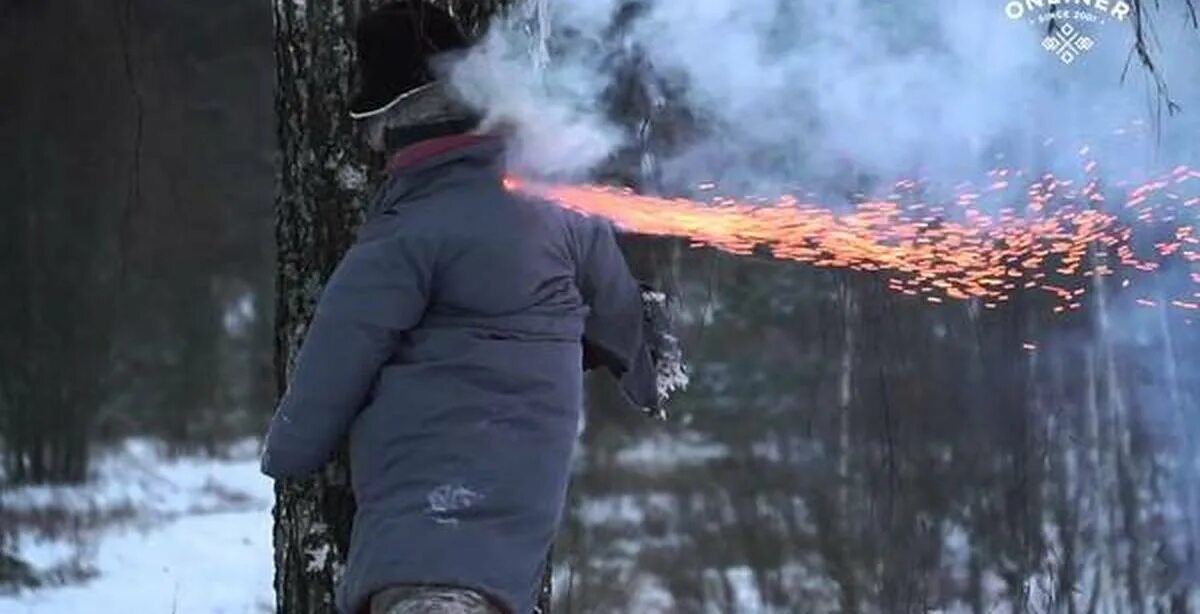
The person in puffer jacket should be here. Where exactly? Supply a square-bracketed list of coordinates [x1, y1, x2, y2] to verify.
[260, 3, 683, 614]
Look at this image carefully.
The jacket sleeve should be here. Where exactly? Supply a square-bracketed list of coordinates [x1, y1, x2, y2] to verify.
[261, 226, 434, 479]
[577, 218, 659, 412]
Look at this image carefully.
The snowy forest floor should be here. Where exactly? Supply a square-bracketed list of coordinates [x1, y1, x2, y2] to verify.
[4, 430, 1193, 613]
[0, 439, 274, 613]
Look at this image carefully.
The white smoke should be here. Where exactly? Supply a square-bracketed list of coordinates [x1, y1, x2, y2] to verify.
[443, 0, 1200, 191]
[439, 0, 626, 178]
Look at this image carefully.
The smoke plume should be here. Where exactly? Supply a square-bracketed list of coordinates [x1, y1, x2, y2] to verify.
[443, 0, 1199, 192]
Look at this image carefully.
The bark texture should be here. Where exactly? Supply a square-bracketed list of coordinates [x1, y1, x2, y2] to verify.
[272, 0, 374, 611]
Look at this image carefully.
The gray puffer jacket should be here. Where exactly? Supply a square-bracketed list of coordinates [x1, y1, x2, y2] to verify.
[261, 136, 658, 614]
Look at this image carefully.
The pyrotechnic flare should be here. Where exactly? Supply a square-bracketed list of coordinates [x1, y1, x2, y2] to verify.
[510, 158, 1200, 316]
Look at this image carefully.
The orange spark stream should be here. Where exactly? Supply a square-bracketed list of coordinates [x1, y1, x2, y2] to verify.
[506, 164, 1200, 314]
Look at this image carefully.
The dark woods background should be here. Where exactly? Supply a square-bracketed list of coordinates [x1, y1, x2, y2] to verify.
[0, 0, 275, 481]
[3, 1, 1199, 613]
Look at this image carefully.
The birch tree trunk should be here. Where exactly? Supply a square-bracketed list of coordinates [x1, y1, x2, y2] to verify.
[272, 0, 374, 610]
[271, 1, 549, 611]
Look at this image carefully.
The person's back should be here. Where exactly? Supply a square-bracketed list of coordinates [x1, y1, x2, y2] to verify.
[263, 138, 656, 614]
[342, 135, 648, 614]
[260, 4, 669, 613]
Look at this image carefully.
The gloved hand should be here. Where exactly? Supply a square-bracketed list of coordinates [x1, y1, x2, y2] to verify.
[637, 284, 688, 419]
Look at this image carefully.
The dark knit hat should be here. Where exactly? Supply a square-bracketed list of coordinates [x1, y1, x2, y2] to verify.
[349, 1, 470, 119]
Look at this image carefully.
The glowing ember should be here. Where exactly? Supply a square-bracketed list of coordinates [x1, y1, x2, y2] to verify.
[506, 161, 1199, 314]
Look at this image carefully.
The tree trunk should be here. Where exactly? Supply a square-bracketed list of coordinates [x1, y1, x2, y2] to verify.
[272, 0, 377, 610]
[271, 1, 550, 611]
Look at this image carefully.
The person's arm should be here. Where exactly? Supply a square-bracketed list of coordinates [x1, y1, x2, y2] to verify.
[261, 224, 433, 478]
[577, 219, 660, 413]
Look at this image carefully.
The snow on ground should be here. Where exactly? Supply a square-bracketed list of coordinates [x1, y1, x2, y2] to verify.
[0, 439, 275, 613]
[613, 430, 728, 473]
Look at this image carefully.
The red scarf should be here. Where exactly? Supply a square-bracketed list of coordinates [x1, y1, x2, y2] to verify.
[385, 133, 490, 174]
